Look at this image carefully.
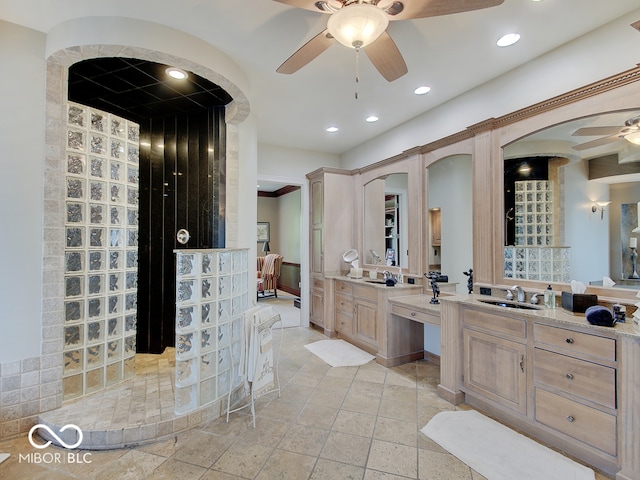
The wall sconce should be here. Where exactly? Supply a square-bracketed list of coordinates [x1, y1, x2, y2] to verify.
[592, 201, 611, 219]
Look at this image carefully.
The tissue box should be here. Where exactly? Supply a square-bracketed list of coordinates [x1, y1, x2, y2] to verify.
[561, 292, 598, 313]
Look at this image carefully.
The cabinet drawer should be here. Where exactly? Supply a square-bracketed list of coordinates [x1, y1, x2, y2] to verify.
[312, 277, 324, 289]
[335, 292, 353, 313]
[335, 281, 352, 295]
[464, 308, 526, 340]
[533, 324, 616, 362]
[335, 310, 353, 335]
[534, 348, 616, 409]
[535, 388, 616, 456]
[353, 285, 378, 303]
[391, 304, 439, 325]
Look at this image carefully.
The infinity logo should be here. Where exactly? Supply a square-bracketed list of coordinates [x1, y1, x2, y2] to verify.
[28, 424, 83, 450]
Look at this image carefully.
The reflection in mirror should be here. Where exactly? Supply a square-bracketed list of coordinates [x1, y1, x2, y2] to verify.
[503, 110, 640, 290]
[363, 173, 408, 268]
[427, 155, 473, 293]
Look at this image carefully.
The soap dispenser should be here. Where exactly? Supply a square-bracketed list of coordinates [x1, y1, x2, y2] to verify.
[544, 285, 555, 308]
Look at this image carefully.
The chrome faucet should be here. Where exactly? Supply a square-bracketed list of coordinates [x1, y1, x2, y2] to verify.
[512, 285, 525, 302]
[382, 270, 392, 281]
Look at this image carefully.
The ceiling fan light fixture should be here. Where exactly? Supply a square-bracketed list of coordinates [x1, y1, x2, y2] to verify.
[327, 4, 389, 49]
[625, 131, 640, 145]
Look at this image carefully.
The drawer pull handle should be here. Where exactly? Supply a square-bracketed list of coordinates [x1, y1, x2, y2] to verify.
[566, 373, 574, 380]
[519, 355, 525, 373]
[566, 415, 575, 423]
[410, 312, 416, 317]
[565, 338, 574, 344]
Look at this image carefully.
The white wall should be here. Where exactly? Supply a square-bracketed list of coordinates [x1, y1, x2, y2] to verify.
[0, 21, 46, 361]
[564, 160, 609, 284]
[278, 189, 302, 264]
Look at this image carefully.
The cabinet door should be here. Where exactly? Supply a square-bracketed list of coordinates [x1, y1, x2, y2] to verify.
[354, 299, 377, 346]
[310, 287, 324, 327]
[463, 328, 527, 414]
[310, 178, 324, 274]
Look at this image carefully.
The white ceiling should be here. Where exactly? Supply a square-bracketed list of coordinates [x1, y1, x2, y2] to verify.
[2, 0, 640, 155]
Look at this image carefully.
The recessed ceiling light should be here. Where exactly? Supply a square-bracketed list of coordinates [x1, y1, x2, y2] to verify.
[166, 67, 188, 80]
[414, 86, 431, 95]
[366, 115, 379, 123]
[326, 126, 339, 133]
[497, 33, 520, 47]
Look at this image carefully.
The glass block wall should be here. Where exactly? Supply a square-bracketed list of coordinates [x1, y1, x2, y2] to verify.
[174, 249, 249, 415]
[63, 102, 140, 400]
[504, 246, 570, 283]
[514, 180, 554, 246]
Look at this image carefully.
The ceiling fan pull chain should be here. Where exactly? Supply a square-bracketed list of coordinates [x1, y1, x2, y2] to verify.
[355, 45, 360, 100]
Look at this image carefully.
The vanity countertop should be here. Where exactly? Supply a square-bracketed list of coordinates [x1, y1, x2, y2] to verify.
[325, 275, 423, 290]
[439, 293, 640, 339]
[388, 294, 444, 315]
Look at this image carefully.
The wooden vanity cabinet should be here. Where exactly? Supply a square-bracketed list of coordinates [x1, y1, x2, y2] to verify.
[307, 168, 354, 332]
[453, 304, 622, 476]
[462, 309, 528, 414]
[334, 280, 378, 351]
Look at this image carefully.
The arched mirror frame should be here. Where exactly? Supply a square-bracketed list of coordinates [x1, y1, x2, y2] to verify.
[487, 73, 640, 302]
[355, 154, 423, 276]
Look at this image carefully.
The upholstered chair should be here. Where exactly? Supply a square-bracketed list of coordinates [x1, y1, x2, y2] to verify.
[257, 254, 283, 299]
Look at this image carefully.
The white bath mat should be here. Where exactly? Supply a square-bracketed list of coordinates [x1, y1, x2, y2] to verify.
[421, 410, 595, 480]
[304, 339, 374, 367]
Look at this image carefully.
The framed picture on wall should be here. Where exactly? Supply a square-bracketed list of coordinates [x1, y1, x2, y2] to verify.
[257, 222, 270, 242]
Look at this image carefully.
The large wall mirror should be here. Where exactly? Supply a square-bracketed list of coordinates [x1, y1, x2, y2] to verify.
[503, 109, 640, 290]
[363, 173, 409, 268]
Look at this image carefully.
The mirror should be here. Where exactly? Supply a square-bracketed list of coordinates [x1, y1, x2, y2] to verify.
[503, 109, 640, 290]
[363, 173, 409, 268]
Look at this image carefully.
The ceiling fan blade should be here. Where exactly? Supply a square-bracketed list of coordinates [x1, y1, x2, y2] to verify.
[363, 31, 407, 82]
[572, 126, 623, 137]
[389, 0, 504, 20]
[272, 0, 329, 13]
[276, 30, 334, 74]
[571, 135, 622, 151]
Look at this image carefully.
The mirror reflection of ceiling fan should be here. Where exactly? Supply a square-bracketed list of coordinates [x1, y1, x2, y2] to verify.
[274, 0, 505, 82]
[571, 115, 640, 151]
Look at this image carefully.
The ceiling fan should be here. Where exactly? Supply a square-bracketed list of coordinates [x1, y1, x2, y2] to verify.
[274, 0, 505, 82]
[571, 115, 640, 151]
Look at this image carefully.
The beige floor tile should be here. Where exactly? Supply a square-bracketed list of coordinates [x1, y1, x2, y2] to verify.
[325, 366, 359, 379]
[149, 458, 208, 479]
[310, 458, 365, 480]
[210, 442, 273, 478]
[92, 450, 167, 480]
[349, 379, 385, 398]
[307, 387, 347, 409]
[277, 423, 330, 457]
[255, 448, 316, 480]
[354, 368, 387, 384]
[332, 410, 376, 437]
[316, 375, 354, 393]
[382, 384, 417, 404]
[377, 399, 417, 422]
[471, 469, 489, 479]
[366, 439, 417, 478]
[373, 416, 417, 446]
[321, 431, 371, 467]
[418, 449, 473, 480]
[231, 416, 290, 447]
[296, 403, 338, 429]
[171, 430, 232, 468]
[256, 397, 305, 423]
[342, 392, 381, 416]
[199, 468, 248, 479]
[364, 469, 411, 480]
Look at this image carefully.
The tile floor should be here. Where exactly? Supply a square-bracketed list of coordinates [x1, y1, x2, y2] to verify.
[0, 326, 613, 479]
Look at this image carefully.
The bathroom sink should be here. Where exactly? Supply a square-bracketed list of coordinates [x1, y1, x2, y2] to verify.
[477, 299, 541, 310]
[365, 280, 387, 284]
